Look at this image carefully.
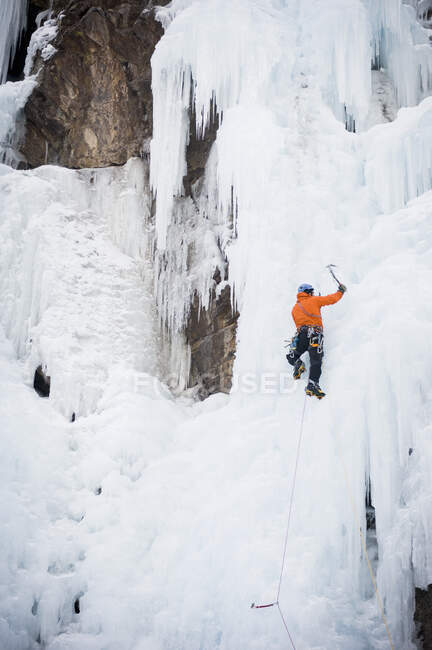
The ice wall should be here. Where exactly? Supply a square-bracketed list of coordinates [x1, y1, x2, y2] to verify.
[151, 0, 284, 251]
[0, 77, 36, 166]
[0, 160, 160, 418]
[0, 0, 28, 84]
[149, 0, 432, 647]
[367, 0, 432, 107]
[1, 0, 432, 647]
[365, 96, 432, 213]
[300, 0, 372, 130]
[151, 0, 432, 333]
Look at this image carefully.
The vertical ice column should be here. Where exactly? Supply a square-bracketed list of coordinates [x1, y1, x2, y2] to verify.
[301, 0, 372, 130]
[364, 96, 432, 212]
[0, 0, 28, 84]
[367, 0, 432, 107]
[150, 0, 283, 251]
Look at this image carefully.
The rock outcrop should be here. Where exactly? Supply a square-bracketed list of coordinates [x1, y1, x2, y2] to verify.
[186, 270, 238, 398]
[21, 0, 169, 168]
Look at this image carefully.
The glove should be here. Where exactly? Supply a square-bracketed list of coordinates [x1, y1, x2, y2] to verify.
[338, 284, 347, 294]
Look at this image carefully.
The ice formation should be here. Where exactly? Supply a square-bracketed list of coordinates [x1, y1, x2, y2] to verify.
[368, 0, 432, 106]
[0, 77, 36, 166]
[365, 96, 432, 212]
[0, 161, 160, 418]
[0, 0, 27, 84]
[24, 16, 59, 77]
[1, 0, 432, 648]
[0, 6, 57, 167]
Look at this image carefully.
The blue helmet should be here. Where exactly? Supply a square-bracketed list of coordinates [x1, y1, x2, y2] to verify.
[298, 283, 314, 294]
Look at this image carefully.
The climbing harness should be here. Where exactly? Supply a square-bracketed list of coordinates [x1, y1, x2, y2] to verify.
[251, 396, 307, 649]
[285, 326, 323, 353]
[307, 326, 323, 354]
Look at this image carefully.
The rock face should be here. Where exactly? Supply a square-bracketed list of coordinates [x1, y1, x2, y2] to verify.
[33, 365, 50, 397]
[21, 0, 169, 168]
[184, 102, 220, 196]
[415, 585, 432, 649]
[186, 272, 239, 398]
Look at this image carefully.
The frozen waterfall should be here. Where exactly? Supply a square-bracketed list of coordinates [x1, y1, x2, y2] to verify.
[0, 0, 432, 648]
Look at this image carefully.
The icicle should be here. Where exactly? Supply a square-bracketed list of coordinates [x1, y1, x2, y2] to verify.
[0, 0, 28, 84]
[0, 77, 36, 167]
[300, 0, 372, 130]
[150, 0, 283, 250]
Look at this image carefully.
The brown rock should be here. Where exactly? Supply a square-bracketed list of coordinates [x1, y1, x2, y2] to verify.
[186, 270, 239, 398]
[184, 100, 220, 196]
[20, 0, 169, 168]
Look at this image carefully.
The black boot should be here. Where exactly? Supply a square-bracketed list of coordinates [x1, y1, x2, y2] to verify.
[305, 380, 326, 399]
[293, 359, 306, 380]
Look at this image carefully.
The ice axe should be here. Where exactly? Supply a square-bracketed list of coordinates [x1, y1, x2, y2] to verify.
[326, 264, 346, 290]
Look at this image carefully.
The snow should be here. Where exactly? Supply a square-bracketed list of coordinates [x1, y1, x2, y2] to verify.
[24, 17, 59, 77]
[1, 0, 432, 648]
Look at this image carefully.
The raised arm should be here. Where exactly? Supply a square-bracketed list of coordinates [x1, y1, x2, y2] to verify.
[315, 290, 344, 307]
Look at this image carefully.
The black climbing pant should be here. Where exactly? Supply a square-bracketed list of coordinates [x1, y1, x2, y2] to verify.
[286, 326, 324, 383]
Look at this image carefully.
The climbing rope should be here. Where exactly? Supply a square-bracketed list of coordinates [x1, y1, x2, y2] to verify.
[251, 394, 307, 649]
[277, 395, 307, 603]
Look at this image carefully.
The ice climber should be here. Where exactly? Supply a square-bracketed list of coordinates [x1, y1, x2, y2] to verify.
[286, 282, 346, 399]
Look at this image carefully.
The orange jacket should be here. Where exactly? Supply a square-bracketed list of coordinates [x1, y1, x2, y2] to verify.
[292, 291, 343, 330]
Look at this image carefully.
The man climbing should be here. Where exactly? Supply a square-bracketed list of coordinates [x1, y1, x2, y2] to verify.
[286, 282, 346, 399]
